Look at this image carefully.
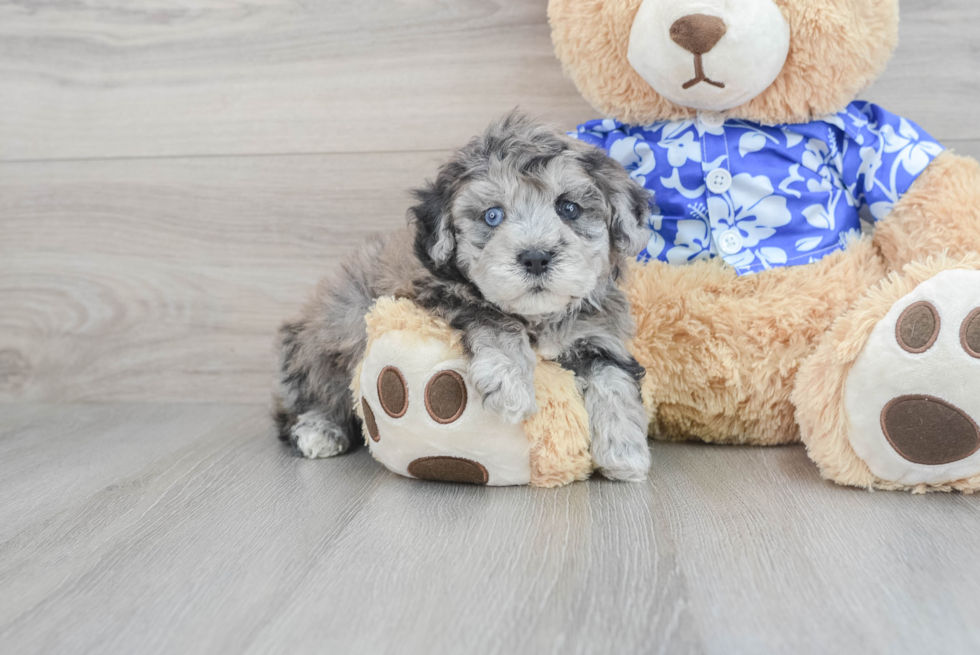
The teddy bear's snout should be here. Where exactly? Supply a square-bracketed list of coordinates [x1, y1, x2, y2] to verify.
[670, 14, 727, 55]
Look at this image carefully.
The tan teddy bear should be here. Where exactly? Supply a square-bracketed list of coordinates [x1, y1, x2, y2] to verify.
[549, 0, 980, 491]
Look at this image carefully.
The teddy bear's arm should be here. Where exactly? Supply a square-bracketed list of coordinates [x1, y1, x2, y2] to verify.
[874, 151, 980, 272]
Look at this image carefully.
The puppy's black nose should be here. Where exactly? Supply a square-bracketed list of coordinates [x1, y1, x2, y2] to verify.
[519, 250, 552, 276]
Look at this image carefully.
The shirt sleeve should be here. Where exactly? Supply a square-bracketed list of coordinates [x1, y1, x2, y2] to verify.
[837, 102, 944, 221]
[569, 119, 626, 151]
[570, 120, 659, 192]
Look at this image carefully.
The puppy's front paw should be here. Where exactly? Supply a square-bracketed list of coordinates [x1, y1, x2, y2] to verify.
[290, 412, 351, 459]
[586, 369, 651, 482]
[469, 351, 538, 424]
[592, 424, 651, 482]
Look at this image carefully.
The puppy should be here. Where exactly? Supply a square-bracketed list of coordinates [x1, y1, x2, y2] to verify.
[275, 113, 653, 481]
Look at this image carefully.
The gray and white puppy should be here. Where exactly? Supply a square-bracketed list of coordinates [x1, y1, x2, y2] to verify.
[275, 113, 652, 481]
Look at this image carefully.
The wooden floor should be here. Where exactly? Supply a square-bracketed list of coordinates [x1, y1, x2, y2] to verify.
[3, 405, 980, 654]
[1, 0, 979, 653]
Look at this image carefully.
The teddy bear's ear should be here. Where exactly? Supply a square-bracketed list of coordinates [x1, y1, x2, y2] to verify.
[410, 163, 463, 269]
[580, 148, 651, 259]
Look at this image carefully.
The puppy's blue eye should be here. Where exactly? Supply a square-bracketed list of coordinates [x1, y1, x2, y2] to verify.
[557, 200, 581, 221]
[484, 207, 505, 227]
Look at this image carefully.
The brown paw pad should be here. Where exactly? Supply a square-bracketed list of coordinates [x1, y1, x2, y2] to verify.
[962, 308, 980, 359]
[378, 366, 408, 418]
[896, 301, 940, 353]
[425, 370, 467, 424]
[881, 395, 980, 465]
[407, 456, 489, 485]
[362, 399, 380, 443]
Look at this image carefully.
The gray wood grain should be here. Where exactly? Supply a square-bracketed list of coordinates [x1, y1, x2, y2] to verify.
[1, 404, 978, 655]
[0, 0, 593, 162]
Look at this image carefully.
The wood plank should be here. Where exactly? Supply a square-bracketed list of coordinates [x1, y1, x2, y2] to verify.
[0, 0, 976, 162]
[0, 0, 594, 161]
[0, 151, 449, 403]
[1, 404, 978, 654]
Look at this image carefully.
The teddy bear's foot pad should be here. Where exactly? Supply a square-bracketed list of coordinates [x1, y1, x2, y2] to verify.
[407, 456, 489, 485]
[845, 269, 980, 486]
[881, 395, 980, 466]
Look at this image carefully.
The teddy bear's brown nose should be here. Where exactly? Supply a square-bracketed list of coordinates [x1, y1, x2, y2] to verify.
[670, 14, 727, 55]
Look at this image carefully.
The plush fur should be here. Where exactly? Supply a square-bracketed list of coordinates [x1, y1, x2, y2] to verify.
[525, 358, 594, 488]
[874, 152, 980, 271]
[627, 236, 886, 446]
[549, 0, 980, 491]
[276, 113, 654, 481]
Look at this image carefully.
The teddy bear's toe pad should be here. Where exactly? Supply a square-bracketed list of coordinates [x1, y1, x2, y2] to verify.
[845, 269, 980, 485]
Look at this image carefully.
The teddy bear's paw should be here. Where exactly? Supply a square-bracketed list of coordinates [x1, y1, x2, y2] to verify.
[468, 349, 538, 424]
[358, 328, 535, 486]
[290, 411, 351, 459]
[844, 269, 980, 486]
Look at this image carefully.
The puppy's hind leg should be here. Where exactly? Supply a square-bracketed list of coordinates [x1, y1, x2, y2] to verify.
[285, 410, 356, 460]
[275, 317, 365, 460]
[274, 231, 414, 459]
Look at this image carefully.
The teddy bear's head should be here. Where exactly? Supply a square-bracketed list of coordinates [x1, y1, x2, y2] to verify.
[549, 0, 899, 125]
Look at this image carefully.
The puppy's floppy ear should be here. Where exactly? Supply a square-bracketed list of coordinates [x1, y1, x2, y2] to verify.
[580, 148, 652, 259]
[410, 159, 465, 269]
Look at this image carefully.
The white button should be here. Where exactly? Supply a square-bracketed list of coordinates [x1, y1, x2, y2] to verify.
[718, 230, 743, 255]
[699, 111, 727, 127]
[706, 168, 732, 194]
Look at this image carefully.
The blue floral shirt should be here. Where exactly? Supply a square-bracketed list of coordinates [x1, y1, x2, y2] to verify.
[573, 102, 944, 275]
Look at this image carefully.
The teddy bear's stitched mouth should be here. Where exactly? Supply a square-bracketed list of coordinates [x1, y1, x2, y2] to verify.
[682, 54, 726, 90]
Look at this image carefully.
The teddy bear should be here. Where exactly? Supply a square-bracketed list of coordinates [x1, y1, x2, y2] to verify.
[545, 0, 980, 491]
[351, 0, 980, 492]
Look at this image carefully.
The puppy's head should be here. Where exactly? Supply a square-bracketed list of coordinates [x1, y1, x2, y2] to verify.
[411, 112, 651, 317]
